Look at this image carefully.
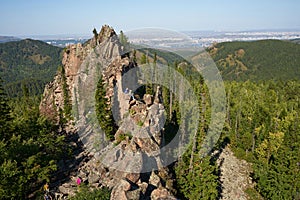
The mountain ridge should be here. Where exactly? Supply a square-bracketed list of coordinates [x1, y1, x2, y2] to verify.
[207, 39, 300, 81]
[39, 25, 178, 199]
[0, 36, 20, 43]
[0, 39, 63, 97]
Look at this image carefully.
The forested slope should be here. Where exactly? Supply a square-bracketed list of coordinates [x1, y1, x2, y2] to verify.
[0, 39, 62, 97]
[0, 34, 299, 199]
[207, 40, 300, 81]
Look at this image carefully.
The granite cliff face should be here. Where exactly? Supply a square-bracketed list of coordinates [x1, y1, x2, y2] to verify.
[40, 25, 120, 124]
[39, 25, 176, 199]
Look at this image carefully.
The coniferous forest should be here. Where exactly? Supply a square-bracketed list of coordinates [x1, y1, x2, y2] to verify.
[0, 38, 299, 199]
[0, 39, 62, 97]
[175, 80, 300, 199]
[0, 77, 70, 199]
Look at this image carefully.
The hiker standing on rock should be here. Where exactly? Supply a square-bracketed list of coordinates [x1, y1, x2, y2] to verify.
[43, 182, 49, 193]
[124, 87, 129, 94]
[43, 183, 52, 200]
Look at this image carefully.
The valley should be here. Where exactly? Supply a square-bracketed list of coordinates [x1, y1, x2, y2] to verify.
[0, 25, 299, 200]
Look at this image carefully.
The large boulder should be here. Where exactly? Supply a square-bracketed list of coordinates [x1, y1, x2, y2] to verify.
[110, 179, 131, 200]
[149, 171, 161, 188]
[143, 94, 153, 106]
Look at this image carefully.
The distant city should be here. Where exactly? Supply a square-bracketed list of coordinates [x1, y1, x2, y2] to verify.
[43, 38, 88, 47]
[2, 30, 299, 48]
[127, 30, 300, 48]
[185, 30, 300, 47]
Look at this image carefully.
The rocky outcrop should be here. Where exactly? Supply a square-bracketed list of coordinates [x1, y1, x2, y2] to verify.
[39, 25, 121, 124]
[65, 86, 175, 199]
[39, 73, 62, 122]
[151, 188, 176, 200]
[217, 146, 259, 200]
[39, 25, 176, 199]
[39, 43, 87, 124]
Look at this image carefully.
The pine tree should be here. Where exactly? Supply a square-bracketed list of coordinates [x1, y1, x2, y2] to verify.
[176, 152, 219, 199]
[0, 77, 12, 141]
[95, 77, 116, 140]
[224, 81, 300, 199]
[132, 49, 137, 63]
[140, 53, 147, 64]
[119, 30, 129, 51]
[93, 28, 98, 39]
[0, 94, 68, 199]
[61, 66, 72, 119]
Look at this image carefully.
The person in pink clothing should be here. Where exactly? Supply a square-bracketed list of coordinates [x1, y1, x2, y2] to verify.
[76, 177, 82, 185]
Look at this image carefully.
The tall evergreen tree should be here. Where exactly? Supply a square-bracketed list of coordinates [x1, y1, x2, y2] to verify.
[140, 53, 147, 64]
[0, 77, 12, 141]
[93, 28, 98, 39]
[119, 30, 129, 51]
[95, 77, 117, 140]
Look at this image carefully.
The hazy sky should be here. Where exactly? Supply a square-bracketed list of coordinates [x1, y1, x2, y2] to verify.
[0, 0, 299, 36]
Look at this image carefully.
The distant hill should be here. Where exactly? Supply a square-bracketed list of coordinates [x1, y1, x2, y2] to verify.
[290, 38, 300, 44]
[1, 38, 299, 97]
[0, 36, 20, 43]
[135, 48, 181, 64]
[0, 39, 63, 97]
[207, 40, 300, 81]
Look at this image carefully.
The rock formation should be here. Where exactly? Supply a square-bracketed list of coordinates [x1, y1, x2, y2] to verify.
[216, 146, 260, 200]
[39, 25, 176, 199]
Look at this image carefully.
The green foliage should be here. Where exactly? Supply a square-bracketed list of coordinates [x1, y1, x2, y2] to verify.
[174, 63, 299, 199]
[132, 49, 137, 63]
[137, 48, 181, 65]
[95, 77, 117, 140]
[290, 38, 300, 44]
[140, 53, 147, 64]
[115, 131, 132, 144]
[70, 184, 111, 200]
[0, 79, 69, 199]
[93, 28, 98, 39]
[60, 66, 72, 120]
[0, 77, 13, 141]
[225, 80, 300, 199]
[153, 52, 157, 64]
[2, 37, 299, 199]
[0, 39, 62, 97]
[119, 30, 129, 52]
[244, 187, 263, 200]
[131, 43, 300, 199]
[174, 78, 219, 199]
[137, 120, 144, 127]
[176, 153, 219, 200]
[208, 40, 300, 81]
